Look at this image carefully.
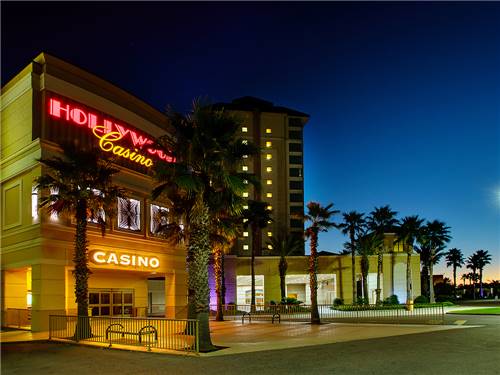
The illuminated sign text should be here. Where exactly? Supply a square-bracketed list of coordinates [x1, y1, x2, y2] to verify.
[48, 98, 175, 165]
[90, 250, 160, 268]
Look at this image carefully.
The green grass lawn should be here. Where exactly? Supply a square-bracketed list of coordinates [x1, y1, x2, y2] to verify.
[447, 307, 500, 315]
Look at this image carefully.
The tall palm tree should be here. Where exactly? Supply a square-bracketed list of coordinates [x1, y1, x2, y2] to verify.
[243, 200, 272, 311]
[338, 211, 365, 304]
[268, 229, 304, 301]
[305, 201, 338, 324]
[474, 249, 492, 298]
[466, 254, 480, 299]
[36, 144, 123, 339]
[153, 100, 258, 351]
[445, 248, 465, 297]
[420, 220, 451, 303]
[367, 205, 399, 304]
[395, 215, 425, 306]
[356, 232, 382, 303]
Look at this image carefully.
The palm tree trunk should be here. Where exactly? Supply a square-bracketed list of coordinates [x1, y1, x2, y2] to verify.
[221, 254, 226, 306]
[350, 232, 356, 304]
[360, 255, 369, 304]
[74, 199, 92, 340]
[279, 257, 287, 301]
[453, 266, 457, 298]
[472, 271, 476, 300]
[429, 259, 435, 303]
[376, 251, 382, 304]
[406, 251, 412, 305]
[479, 269, 484, 298]
[251, 224, 257, 313]
[214, 246, 224, 321]
[188, 199, 215, 352]
[309, 229, 320, 324]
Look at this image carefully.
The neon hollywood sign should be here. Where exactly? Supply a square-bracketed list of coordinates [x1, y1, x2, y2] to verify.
[48, 97, 175, 167]
[90, 250, 160, 269]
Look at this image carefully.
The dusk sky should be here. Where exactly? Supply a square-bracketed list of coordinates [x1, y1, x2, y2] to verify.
[2, 2, 499, 280]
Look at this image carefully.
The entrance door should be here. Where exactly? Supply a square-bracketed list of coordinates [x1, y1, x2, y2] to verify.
[89, 289, 134, 316]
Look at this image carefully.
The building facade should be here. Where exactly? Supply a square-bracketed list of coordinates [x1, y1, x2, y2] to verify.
[1, 53, 187, 331]
[1, 54, 421, 332]
[213, 97, 309, 256]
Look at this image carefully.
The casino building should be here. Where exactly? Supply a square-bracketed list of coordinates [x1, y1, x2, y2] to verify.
[1, 53, 186, 331]
[1, 53, 421, 332]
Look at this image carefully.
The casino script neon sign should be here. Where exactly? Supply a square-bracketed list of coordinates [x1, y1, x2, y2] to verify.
[48, 97, 175, 168]
[90, 250, 160, 269]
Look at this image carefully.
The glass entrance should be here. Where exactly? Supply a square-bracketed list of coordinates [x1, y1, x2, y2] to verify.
[88, 289, 134, 316]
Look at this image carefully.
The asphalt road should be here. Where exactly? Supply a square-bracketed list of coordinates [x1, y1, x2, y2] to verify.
[2, 315, 499, 375]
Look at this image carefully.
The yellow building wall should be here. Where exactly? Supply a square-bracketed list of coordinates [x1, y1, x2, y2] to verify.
[235, 254, 421, 305]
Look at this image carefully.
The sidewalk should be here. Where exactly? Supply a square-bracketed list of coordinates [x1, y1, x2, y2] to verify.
[1, 320, 477, 357]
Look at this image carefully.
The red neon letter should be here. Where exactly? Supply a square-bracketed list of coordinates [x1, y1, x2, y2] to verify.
[70, 108, 88, 125]
[49, 99, 70, 120]
[130, 132, 152, 148]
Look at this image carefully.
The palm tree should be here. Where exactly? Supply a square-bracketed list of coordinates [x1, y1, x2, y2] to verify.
[356, 232, 382, 303]
[395, 215, 425, 306]
[36, 144, 123, 339]
[153, 100, 258, 351]
[445, 248, 465, 297]
[210, 215, 242, 321]
[460, 273, 468, 287]
[420, 220, 451, 303]
[243, 200, 272, 311]
[305, 201, 338, 324]
[474, 250, 492, 298]
[367, 205, 399, 304]
[268, 229, 304, 301]
[338, 211, 365, 304]
[466, 254, 480, 299]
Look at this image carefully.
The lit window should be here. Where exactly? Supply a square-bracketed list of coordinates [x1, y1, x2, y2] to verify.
[242, 165, 248, 171]
[242, 139, 248, 145]
[243, 179, 248, 185]
[266, 192, 273, 198]
[267, 232, 272, 237]
[243, 205, 249, 210]
[266, 180, 272, 185]
[266, 141, 272, 148]
[242, 127, 248, 133]
[88, 189, 105, 224]
[266, 154, 272, 160]
[32, 186, 38, 222]
[266, 167, 272, 172]
[267, 220, 272, 224]
[267, 244, 273, 250]
[243, 218, 248, 223]
[242, 192, 249, 198]
[27, 292, 32, 307]
[243, 244, 249, 250]
[267, 205, 272, 210]
[243, 154, 248, 159]
[243, 232, 249, 237]
[118, 197, 141, 231]
[49, 187, 59, 221]
[266, 128, 272, 134]
[150, 204, 169, 234]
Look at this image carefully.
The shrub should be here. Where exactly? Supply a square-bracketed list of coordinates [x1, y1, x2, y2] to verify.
[269, 300, 277, 306]
[383, 295, 399, 305]
[356, 296, 369, 305]
[280, 297, 302, 305]
[333, 298, 344, 307]
[436, 294, 456, 303]
[414, 295, 429, 304]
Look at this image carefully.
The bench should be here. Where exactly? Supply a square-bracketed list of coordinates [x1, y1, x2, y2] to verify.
[241, 311, 280, 324]
[105, 323, 158, 344]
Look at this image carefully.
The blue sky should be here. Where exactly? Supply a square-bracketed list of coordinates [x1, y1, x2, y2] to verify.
[2, 2, 499, 280]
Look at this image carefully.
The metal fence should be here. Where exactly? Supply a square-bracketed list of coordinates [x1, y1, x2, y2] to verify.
[210, 303, 445, 324]
[3, 308, 31, 329]
[49, 315, 199, 353]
